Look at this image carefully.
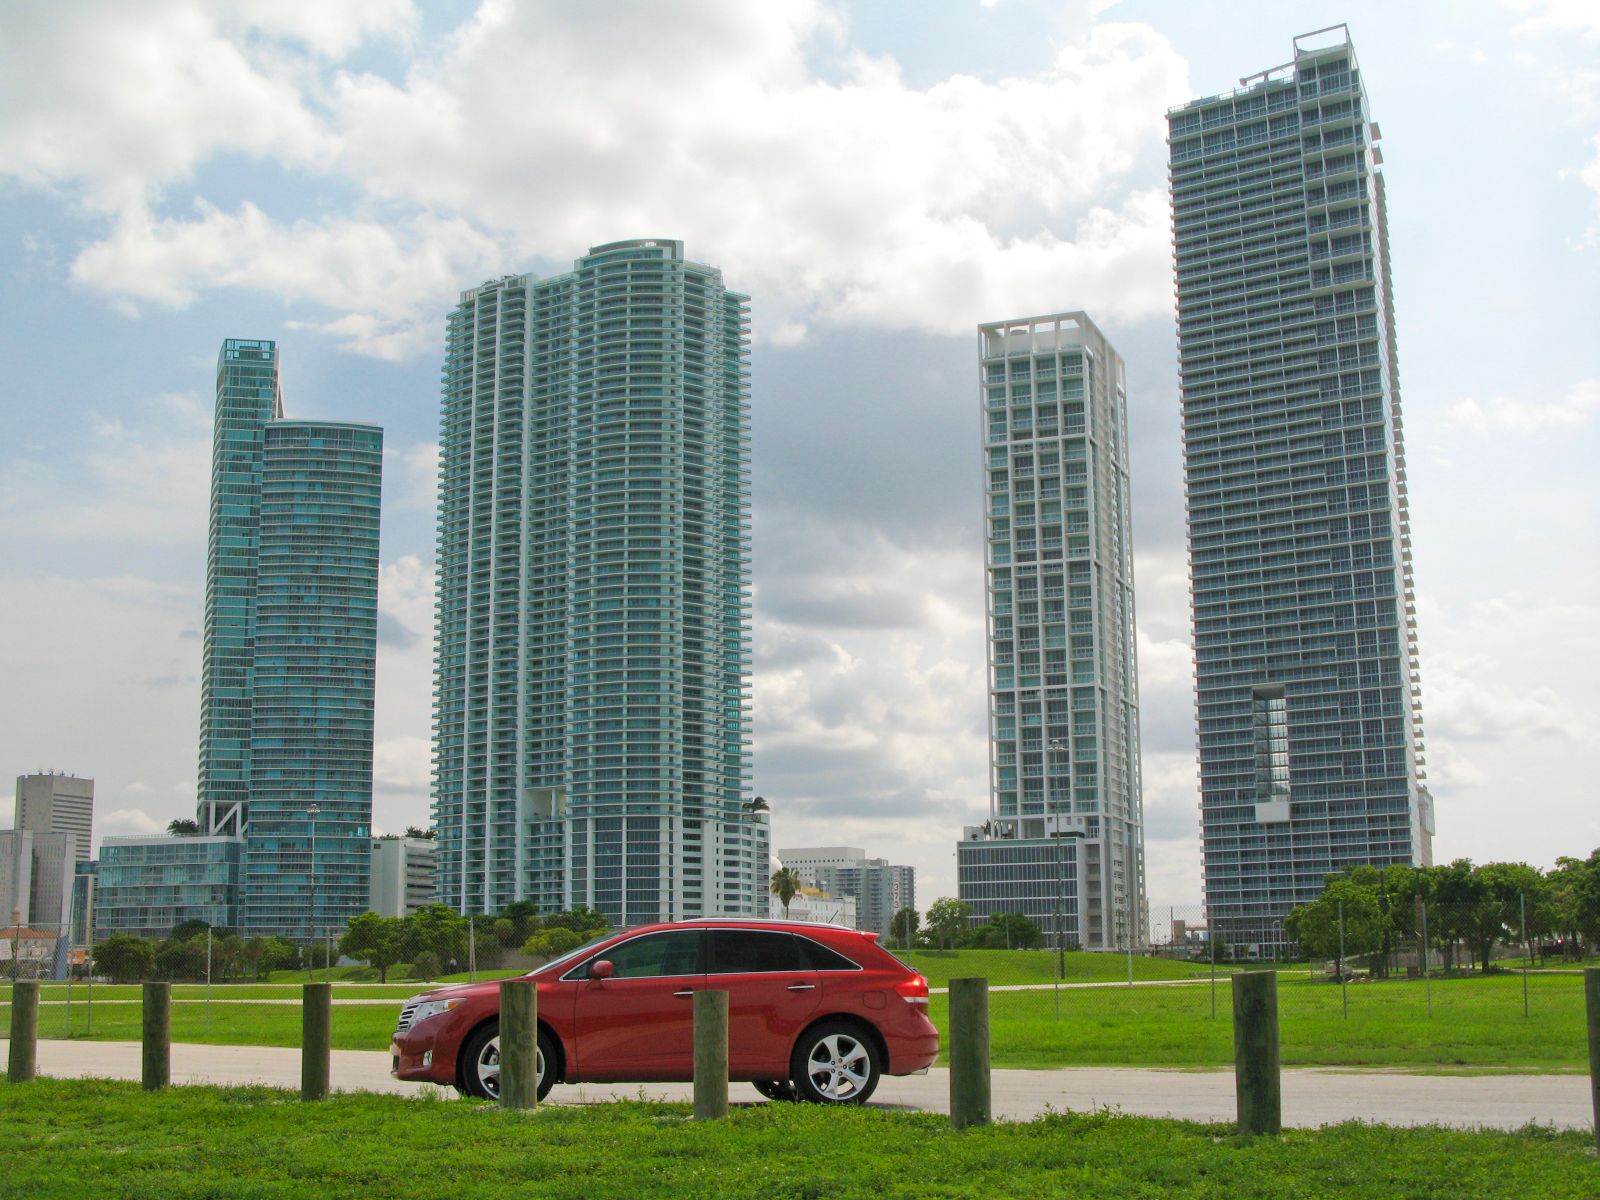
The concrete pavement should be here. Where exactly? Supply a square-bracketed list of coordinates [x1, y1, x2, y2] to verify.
[7, 1038, 1591, 1131]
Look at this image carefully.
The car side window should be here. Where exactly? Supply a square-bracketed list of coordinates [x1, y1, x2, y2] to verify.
[584, 930, 702, 979]
[797, 937, 862, 972]
[708, 930, 807, 974]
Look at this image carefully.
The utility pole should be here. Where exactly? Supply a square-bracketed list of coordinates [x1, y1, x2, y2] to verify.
[306, 804, 320, 980]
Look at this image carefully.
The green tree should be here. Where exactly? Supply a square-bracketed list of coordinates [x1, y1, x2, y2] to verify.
[257, 936, 301, 975]
[166, 818, 200, 836]
[155, 935, 208, 981]
[889, 906, 920, 948]
[93, 933, 156, 983]
[924, 897, 973, 950]
[977, 911, 1043, 950]
[411, 950, 442, 980]
[544, 906, 610, 937]
[406, 904, 468, 973]
[341, 912, 405, 983]
[1284, 876, 1385, 977]
[168, 919, 211, 943]
[403, 825, 436, 840]
[769, 867, 804, 918]
[522, 926, 586, 959]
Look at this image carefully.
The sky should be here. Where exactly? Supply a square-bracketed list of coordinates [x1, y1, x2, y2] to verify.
[1, 0, 1596, 917]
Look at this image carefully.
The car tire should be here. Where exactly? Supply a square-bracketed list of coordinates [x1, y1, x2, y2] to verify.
[789, 1019, 880, 1105]
[460, 1020, 557, 1102]
[753, 1079, 798, 1102]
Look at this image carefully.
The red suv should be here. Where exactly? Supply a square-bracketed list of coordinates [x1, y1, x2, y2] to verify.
[391, 919, 938, 1104]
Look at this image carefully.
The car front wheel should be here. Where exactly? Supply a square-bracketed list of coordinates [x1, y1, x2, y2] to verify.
[459, 1020, 556, 1102]
[790, 1020, 880, 1105]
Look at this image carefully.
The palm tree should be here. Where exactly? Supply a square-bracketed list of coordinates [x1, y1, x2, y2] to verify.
[167, 818, 200, 836]
[770, 867, 803, 919]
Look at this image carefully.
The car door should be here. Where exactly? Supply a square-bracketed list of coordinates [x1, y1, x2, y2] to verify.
[703, 929, 821, 1080]
[568, 929, 704, 1081]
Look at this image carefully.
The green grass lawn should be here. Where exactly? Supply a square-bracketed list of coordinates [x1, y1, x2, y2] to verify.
[1, 1079, 1594, 1200]
[5, 966, 1589, 1070]
[929, 970, 1590, 1070]
[900, 947, 1216, 987]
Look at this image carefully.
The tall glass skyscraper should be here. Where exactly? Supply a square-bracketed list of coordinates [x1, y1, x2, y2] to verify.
[1168, 28, 1433, 953]
[433, 239, 763, 924]
[957, 313, 1146, 952]
[198, 339, 383, 940]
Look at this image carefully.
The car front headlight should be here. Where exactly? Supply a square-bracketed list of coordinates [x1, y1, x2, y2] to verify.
[413, 997, 465, 1023]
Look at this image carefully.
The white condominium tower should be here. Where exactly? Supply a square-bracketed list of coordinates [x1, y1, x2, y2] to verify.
[1168, 27, 1432, 954]
[958, 313, 1146, 952]
[433, 239, 765, 923]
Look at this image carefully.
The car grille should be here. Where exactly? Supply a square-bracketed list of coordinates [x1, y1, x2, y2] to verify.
[395, 1001, 421, 1035]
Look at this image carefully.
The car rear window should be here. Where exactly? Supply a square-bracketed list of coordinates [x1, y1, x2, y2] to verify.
[796, 936, 862, 972]
[708, 929, 807, 974]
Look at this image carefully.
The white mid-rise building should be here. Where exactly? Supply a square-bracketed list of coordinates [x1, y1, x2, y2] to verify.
[370, 836, 438, 918]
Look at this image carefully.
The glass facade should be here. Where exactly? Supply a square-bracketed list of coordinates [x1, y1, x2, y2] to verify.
[1168, 28, 1432, 952]
[197, 339, 383, 941]
[433, 240, 763, 924]
[958, 313, 1146, 951]
[94, 835, 243, 940]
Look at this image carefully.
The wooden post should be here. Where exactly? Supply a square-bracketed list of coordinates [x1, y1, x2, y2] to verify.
[1586, 968, 1600, 1155]
[948, 977, 991, 1129]
[1232, 971, 1280, 1135]
[142, 982, 170, 1091]
[301, 983, 331, 1101]
[693, 989, 729, 1120]
[498, 978, 537, 1110]
[7, 980, 39, 1083]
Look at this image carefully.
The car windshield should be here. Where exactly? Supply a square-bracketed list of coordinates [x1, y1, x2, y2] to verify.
[530, 931, 615, 976]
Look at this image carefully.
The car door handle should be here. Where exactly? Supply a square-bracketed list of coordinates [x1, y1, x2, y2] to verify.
[673, 989, 695, 998]
[786, 984, 816, 992]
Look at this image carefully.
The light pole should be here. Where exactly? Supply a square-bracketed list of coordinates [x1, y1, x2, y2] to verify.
[306, 804, 320, 979]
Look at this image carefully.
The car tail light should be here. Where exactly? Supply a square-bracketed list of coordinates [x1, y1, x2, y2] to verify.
[895, 975, 929, 1006]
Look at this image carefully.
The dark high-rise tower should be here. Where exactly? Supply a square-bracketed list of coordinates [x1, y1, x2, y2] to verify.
[1168, 27, 1432, 954]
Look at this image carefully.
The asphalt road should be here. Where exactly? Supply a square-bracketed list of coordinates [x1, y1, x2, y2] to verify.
[8, 1038, 1593, 1131]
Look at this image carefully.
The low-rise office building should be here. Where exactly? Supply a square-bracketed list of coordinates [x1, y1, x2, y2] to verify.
[93, 834, 243, 940]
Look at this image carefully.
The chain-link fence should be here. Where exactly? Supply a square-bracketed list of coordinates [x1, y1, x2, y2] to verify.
[3, 898, 1590, 1083]
[894, 896, 1593, 1070]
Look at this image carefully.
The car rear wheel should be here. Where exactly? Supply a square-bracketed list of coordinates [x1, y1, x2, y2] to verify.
[459, 1020, 556, 1102]
[753, 1079, 798, 1102]
[790, 1020, 880, 1105]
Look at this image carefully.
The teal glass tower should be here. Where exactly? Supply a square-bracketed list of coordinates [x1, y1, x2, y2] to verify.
[198, 339, 384, 940]
[433, 240, 763, 923]
[1168, 28, 1433, 954]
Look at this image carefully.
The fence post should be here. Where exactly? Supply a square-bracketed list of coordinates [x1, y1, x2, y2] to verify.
[1419, 896, 1432, 1018]
[1519, 892, 1530, 1019]
[693, 989, 729, 1120]
[142, 982, 171, 1090]
[949, 977, 991, 1129]
[1232, 971, 1280, 1136]
[1585, 968, 1600, 1155]
[7, 979, 39, 1083]
[498, 978, 537, 1110]
[302, 982, 332, 1101]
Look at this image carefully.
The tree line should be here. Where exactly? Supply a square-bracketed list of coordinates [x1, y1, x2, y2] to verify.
[1285, 852, 1600, 978]
[90, 904, 611, 984]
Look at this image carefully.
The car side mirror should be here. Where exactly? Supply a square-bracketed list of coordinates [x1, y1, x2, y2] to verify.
[589, 959, 614, 980]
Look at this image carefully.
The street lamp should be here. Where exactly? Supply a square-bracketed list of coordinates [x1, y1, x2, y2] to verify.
[306, 804, 320, 976]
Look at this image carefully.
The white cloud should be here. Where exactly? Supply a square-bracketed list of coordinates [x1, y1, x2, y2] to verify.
[1504, 0, 1600, 40]
[72, 203, 507, 359]
[1445, 378, 1600, 433]
[100, 808, 165, 836]
[5, 0, 1191, 354]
